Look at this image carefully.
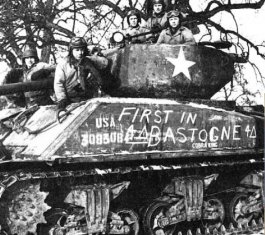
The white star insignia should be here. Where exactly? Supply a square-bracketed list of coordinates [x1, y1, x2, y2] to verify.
[166, 47, 196, 80]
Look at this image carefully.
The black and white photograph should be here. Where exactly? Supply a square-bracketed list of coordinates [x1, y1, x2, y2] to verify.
[0, 0, 264, 234]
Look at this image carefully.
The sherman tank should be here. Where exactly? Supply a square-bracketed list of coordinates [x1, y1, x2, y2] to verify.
[0, 36, 263, 235]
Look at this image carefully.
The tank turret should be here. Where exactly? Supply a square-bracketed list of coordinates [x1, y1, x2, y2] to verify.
[104, 42, 246, 99]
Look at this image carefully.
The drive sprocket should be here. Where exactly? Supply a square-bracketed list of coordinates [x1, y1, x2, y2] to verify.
[0, 180, 50, 235]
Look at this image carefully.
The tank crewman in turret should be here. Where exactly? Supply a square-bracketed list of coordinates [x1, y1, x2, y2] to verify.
[54, 36, 109, 110]
[145, 0, 168, 43]
[156, 9, 196, 45]
[124, 10, 148, 43]
[165, 0, 200, 34]
[4, 45, 55, 107]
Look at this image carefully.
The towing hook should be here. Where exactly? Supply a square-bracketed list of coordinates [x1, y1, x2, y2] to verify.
[56, 108, 69, 124]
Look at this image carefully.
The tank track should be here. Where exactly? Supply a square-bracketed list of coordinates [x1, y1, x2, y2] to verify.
[176, 221, 264, 235]
[0, 157, 263, 235]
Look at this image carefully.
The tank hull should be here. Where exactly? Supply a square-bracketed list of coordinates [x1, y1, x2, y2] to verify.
[2, 98, 262, 161]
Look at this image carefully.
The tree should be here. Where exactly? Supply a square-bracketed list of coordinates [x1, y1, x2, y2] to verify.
[213, 64, 261, 105]
[0, 0, 76, 66]
[0, 0, 264, 103]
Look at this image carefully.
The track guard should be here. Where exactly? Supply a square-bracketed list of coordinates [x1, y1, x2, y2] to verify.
[64, 181, 130, 234]
[163, 176, 204, 221]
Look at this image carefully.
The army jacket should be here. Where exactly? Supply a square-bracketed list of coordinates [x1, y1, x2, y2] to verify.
[54, 55, 108, 102]
[145, 12, 167, 42]
[156, 26, 196, 45]
[145, 12, 167, 30]
[125, 25, 148, 43]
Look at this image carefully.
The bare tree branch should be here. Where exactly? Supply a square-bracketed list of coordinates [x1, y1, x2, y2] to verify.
[204, 18, 265, 60]
[201, 0, 265, 17]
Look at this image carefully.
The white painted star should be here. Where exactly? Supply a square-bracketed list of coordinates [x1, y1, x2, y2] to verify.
[166, 47, 196, 80]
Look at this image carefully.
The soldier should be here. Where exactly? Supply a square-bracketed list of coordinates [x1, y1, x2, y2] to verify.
[156, 9, 196, 45]
[125, 10, 147, 43]
[4, 45, 55, 107]
[54, 36, 108, 110]
[145, 0, 168, 43]
[165, 0, 200, 34]
[22, 45, 55, 106]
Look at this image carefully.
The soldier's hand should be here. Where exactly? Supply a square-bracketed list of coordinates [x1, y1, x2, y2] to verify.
[57, 99, 68, 110]
[125, 33, 132, 41]
[151, 24, 161, 33]
[56, 99, 69, 123]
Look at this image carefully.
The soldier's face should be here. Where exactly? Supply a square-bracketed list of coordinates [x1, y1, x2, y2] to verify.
[25, 57, 36, 69]
[153, 4, 163, 14]
[129, 16, 138, 27]
[169, 17, 180, 28]
[72, 48, 85, 60]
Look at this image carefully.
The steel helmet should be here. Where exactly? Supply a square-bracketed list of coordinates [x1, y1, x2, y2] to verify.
[22, 45, 38, 59]
[69, 37, 88, 49]
[127, 10, 141, 25]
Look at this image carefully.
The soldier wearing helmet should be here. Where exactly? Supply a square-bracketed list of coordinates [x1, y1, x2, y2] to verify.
[54, 36, 109, 110]
[145, 0, 167, 43]
[22, 45, 55, 106]
[4, 44, 54, 107]
[165, 0, 200, 34]
[156, 9, 195, 45]
[124, 10, 148, 43]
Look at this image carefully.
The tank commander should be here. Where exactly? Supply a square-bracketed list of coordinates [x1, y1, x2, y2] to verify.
[124, 10, 148, 43]
[156, 9, 196, 45]
[165, 0, 200, 34]
[54, 36, 109, 110]
[4, 45, 55, 107]
[145, 0, 168, 43]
